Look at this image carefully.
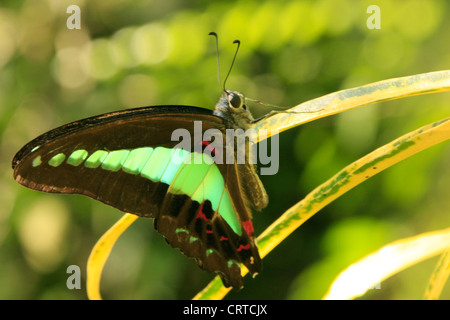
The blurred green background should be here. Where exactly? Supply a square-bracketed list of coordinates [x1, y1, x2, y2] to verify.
[0, 0, 449, 300]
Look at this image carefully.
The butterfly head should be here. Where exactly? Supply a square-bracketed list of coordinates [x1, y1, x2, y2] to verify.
[213, 90, 254, 129]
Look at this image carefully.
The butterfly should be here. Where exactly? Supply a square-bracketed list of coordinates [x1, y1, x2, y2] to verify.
[12, 81, 270, 291]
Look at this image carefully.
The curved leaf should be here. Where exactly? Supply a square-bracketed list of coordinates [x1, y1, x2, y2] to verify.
[323, 228, 450, 300]
[86, 213, 138, 300]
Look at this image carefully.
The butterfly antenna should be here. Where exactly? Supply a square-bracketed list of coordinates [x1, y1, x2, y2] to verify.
[209, 32, 225, 92]
[246, 97, 324, 114]
[222, 40, 240, 91]
[245, 97, 288, 110]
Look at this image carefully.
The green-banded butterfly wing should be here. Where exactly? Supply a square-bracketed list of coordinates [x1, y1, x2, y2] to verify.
[12, 106, 219, 217]
[12, 104, 262, 289]
[157, 153, 262, 289]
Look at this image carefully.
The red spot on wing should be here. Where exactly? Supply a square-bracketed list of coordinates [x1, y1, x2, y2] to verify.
[220, 236, 228, 241]
[237, 243, 251, 252]
[196, 202, 210, 221]
[242, 220, 254, 236]
[201, 140, 218, 157]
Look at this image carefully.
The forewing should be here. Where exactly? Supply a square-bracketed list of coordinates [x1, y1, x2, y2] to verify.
[12, 105, 220, 217]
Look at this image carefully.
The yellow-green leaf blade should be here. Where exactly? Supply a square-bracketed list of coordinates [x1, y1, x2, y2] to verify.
[323, 228, 450, 300]
[252, 70, 450, 141]
[87, 213, 138, 300]
[424, 249, 450, 300]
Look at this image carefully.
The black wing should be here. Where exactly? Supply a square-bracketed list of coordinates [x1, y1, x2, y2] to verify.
[12, 105, 263, 289]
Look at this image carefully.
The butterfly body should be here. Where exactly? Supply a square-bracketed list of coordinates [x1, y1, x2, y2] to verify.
[12, 91, 268, 290]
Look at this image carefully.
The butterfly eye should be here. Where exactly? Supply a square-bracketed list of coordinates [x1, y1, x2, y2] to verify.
[228, 92, 243, 109]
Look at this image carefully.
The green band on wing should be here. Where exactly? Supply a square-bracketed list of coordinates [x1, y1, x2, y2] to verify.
[65, 145, 242, 236]
[140, 147, 173, 181]
[32, 156, 42, 167]
[101, 150, 130, 172]
[217, 190, 240, 235]
[202, 163, 225, 211]
[67, 149, 88, 166]
[170, 153, 211, 197]
[171, 153, 242, 236]
[175, 228, 188, 234]
[48, 153, 66, 167]
[228, 260, 239, 268]
[85, 150, 108, 168]
[122, 147, 154, 174]
[160, 148, 190, 185]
